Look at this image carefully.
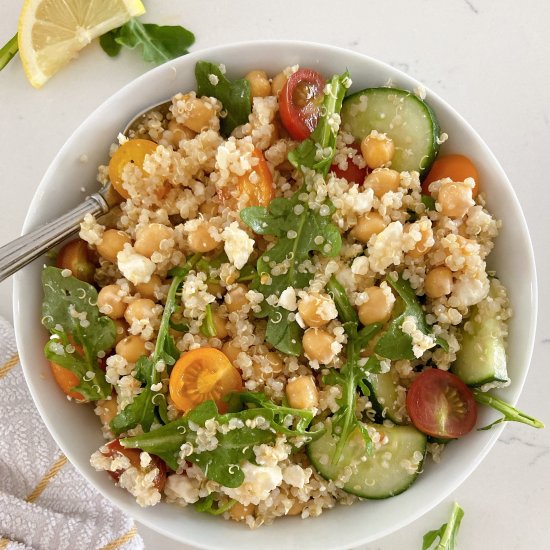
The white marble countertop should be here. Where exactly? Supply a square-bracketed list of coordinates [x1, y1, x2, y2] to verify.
[1, 0, 548, 548]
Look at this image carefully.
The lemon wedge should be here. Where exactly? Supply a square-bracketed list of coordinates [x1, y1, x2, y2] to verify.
[18, 0, 145, 88]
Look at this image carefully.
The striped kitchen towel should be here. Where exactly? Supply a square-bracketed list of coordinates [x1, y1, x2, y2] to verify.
[0, 316, 143, 550]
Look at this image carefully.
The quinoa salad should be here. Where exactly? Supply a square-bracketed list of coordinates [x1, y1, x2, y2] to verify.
[41, 61, 519, 528]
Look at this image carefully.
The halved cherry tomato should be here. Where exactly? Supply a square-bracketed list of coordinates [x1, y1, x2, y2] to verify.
[236, 148, 275, 207]
[49, 360, 86, 402]
[422, 154, 479, 197]
[279, 68, 326, 140]
[169, 348, 243, 413]
[102, 439, 167, 491]
[330, 143, 368, 184]
[406, 369, 477, 439]
[108, 139, 158, 199]
[56, 239, 95, 283]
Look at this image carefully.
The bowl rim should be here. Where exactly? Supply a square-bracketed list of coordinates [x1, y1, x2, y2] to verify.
[13, 39, 538, 549]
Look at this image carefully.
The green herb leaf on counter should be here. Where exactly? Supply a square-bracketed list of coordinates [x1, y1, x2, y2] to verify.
[122, 393, 321, 487]
[41, 267, 114, 401]
[195, 61, 251, 136]
[110, 254, 201, 435]
[374, 274, 447, 360]
[100, 19, 195, 63]
[288, 71, 350, 175]
[325, 276, 382, 463]
[240, 192, 342, 356]
[422, 502, 464, 550]
[473, 390, 545, 430]
[0, 34, 18, 71]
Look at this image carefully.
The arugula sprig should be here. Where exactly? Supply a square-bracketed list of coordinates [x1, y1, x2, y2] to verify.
[422, 502, 465, 550]
[374, 274, 448, 360]
[241, 190, 342, 355]
[110, 254, 201, 435]
[121, 393, 321, 487]
[288, 71, 350, 175]
[325, 276, 382, 463]
[473, 390, 544, 430]
[195, 493, 236, 515]
[195, 61, 251, 136]
[41, 267, 114, 401]
[100, 19, 195, 64]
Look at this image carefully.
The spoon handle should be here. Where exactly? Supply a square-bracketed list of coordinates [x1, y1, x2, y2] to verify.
[0, 192, 109, 283]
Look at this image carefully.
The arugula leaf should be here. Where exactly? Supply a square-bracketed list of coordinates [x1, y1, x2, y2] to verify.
[122, 394, 321, 487]
[240, 191, 342, 355]
[473, 390, 544, 430]
[200, 303, 217, 338]
[374, 274, 446, 360]
[421, 194, 436, 210]
[195, 493, 236, 515]
[422, 502, 464, 550]
[100, 19, 195, 64]
[0, 34, 18, 71]
[195, 61, 251, 136]
[288, 72, 350, 175]
[324, 276, 382, 463]
[41, 267, 114, 401]
[110, 254, 201, 435]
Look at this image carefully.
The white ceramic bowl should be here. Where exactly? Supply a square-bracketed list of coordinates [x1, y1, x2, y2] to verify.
[13, 41, 537, 550]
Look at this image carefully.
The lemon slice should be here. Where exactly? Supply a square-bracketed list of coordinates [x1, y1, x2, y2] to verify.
[18, 0, 145, 88]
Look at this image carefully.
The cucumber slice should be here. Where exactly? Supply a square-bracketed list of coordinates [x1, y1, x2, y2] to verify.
[365, 371, 406, 424]
[341, 88, 439, 176]
[307, 421, 427, 499]
[452, 280, 510, 387]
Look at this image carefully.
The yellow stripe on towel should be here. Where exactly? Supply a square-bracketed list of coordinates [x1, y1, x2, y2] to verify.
[26, 454, 68, 503]
[100, 526, 138, 550]
[0, 354, 19, 380]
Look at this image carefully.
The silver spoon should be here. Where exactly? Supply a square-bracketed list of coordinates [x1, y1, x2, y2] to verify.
[0, 100, 172, 283]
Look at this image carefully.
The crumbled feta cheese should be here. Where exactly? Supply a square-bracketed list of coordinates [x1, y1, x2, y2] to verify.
[164, 473, 200, 504]
[221, 222, 254, 269]
[278, 287, 297, 311]
[351, 256, 370, 276]
[221, 462, 282, 506]
[117, 244, 156, 285]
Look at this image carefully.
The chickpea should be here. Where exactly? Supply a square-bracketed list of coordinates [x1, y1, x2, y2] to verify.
[167, 118, 196, 147]
[229, 502, 256, 522]
[408, 222, 434, 258]
[302, 328, 336, 364]
[424, 266, 453, 298]
[187, 222, 219, 253]
[286, 375, 319, 410]
[245, 70, 271, 99]
[358, 286, 394, 325]
[271, 71, 288, 96]
[97, 284, 127, 319]
[360, 134, 395, 169]
[222, 340, 242, 364]
[350, 212, 385, 243]
[297, 293, 335, 328]
[225, 284, 248, 313]
[199, 200, 219, 218]
[212, 311, 228, 339]
[134, 223, 174, 258]
[438, 181, 474, 218]
[124, 298, 157, 325]
[135, 274, 162, 300]
[97, 229, 131, 264]
[56, 239, 95, 283]
[116, 335, 148, 363]
[113, 319, 128, 345]
[253, 351, 284, 381]
[364, 169, 400, 198]
[207, 282, 224, 297]
[182, 97, 215, 133]
[96, 398, 118, 426]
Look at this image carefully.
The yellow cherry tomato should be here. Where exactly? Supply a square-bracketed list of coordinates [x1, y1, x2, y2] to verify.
[108, 139, 158, 199]
[169, 348, 243, 413]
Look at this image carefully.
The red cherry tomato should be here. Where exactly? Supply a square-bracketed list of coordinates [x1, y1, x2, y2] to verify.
[279, 68, 326, 140]
[330, 144, 368, 184]
[406, 369, 477, 439]
[102, 439, 167, 491]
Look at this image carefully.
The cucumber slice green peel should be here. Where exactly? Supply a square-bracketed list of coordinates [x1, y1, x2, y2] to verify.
[341, 87, 440, 177]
